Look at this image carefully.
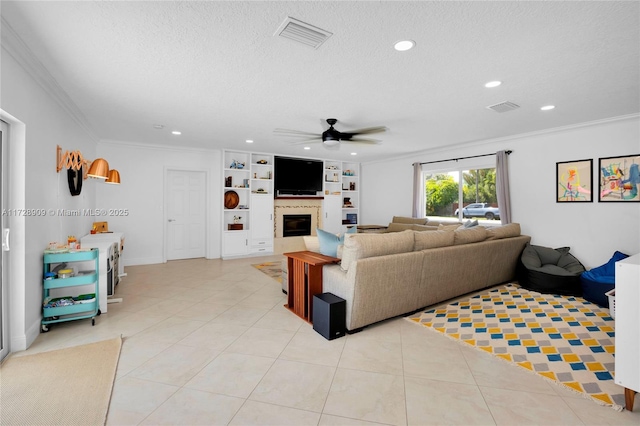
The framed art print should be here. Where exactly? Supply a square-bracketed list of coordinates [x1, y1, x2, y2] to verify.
[556, 159, 593, 202]
[598, 154, 640, 202]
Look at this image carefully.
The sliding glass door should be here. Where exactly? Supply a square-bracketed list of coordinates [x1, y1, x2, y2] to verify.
[1, 120, 9, 361]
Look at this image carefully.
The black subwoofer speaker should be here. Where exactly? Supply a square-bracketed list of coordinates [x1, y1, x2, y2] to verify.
[313, 293, 346, 340]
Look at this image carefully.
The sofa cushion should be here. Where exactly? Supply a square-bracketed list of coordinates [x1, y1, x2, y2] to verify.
[412, 224, 439, 232]
[485, 223, 521, 240]
[392, 216, 428, 225]
[385, 222, 415, 233]
[341, 230, 415, 271]
[303, 236, 320, 253]
[414, 229, 455, 250]
[453, 226, 487, 245]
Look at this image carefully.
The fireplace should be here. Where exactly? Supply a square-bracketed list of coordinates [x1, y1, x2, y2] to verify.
[283, 214, 312, 237]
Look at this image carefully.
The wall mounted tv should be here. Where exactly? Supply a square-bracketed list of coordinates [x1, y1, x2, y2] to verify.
[274, 156, 323, 196]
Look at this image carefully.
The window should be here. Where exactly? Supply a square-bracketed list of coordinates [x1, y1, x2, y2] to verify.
[423, 162, 498, 222]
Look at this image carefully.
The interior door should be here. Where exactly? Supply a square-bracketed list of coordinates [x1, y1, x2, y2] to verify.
[1, 120, 9, 361]
[166, 170, 206, 260]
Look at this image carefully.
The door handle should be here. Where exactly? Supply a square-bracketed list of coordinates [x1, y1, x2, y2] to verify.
[168, 219, 176, 222]
[2, 228, 9, 251]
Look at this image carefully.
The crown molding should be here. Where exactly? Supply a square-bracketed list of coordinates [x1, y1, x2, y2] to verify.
[363, 113, 640, 166]
[97, 139, 220, 155]
[1, 16, 97, 141]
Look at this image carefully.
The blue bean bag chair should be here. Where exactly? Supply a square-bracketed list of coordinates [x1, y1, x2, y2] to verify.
[580, 251, 629, 308]
[517, 244, 586, 296]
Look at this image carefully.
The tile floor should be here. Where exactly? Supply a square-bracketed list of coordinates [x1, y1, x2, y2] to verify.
[19, 256, 640, 425]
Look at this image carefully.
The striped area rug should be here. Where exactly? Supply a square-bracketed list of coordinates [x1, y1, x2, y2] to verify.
[252, 261, 283, 283]
[407, 284, 625, 410]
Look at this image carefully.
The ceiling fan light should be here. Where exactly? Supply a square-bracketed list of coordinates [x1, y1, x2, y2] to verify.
[87, 158, 109, 179]
[324, 139, 340, 147]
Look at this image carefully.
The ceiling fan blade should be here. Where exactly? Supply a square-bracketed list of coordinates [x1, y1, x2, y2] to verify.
[287, 138, 323, 145]
[341, 139, 382, 145]
[344, 126, 388, 135]
[274, 128, 320, 137]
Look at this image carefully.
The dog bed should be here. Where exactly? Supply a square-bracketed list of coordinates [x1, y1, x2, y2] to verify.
[517, 243, 586, 296]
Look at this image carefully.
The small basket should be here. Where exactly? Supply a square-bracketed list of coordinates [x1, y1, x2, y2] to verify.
[605, 289, 615, 319]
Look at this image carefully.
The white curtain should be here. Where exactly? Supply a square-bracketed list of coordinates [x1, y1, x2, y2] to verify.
[412, 162, 424, 218]
[496, 150, 511, 224]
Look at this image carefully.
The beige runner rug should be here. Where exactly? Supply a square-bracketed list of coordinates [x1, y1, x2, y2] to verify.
[0, 336, 122, 425]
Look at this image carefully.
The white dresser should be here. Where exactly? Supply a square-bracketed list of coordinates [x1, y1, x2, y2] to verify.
[81, 232, 125, 279]
[615, 252, 640, 411]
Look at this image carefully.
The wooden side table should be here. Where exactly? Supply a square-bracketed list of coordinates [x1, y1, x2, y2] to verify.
[283, 251, 340, 323]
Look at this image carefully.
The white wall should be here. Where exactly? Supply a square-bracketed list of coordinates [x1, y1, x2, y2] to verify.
[361, 116, 640, 269]
[96, 142, 221, 265]
[1, 46, 97, 350]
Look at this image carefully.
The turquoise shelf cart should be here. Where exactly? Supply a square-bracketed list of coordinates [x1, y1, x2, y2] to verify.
[41, 248, 99, 332]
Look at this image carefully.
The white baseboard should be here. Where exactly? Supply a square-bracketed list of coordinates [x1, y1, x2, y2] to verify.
[122, 256, 164, 266]
[12, 319, 41, 352]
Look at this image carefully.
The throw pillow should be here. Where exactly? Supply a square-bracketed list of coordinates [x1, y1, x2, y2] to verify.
[438, 223, 462, 231]
[316, 227, 356, 258]
[463, 219, 479, 228]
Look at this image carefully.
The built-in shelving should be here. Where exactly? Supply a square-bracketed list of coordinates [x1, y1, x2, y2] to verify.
[222, 150, 274, 258]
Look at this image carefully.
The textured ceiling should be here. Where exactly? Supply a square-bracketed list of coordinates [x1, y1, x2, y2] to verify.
[2, 1, 639, 162]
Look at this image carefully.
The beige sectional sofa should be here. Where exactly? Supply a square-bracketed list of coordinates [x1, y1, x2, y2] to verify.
[322, 223, 531, 332]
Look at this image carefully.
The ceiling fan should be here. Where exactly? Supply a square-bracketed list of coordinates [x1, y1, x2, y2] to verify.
[275, 118, 387, 148]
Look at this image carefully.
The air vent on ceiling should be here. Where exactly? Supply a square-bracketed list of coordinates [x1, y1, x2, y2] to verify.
[486, 101, 520, 113]
[274, 17, 332, 49]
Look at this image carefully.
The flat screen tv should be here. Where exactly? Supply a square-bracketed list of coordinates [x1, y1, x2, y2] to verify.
[274, 156, 323, 196]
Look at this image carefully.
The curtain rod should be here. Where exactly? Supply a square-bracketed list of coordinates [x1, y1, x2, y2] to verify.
[417, 150, 512, 166]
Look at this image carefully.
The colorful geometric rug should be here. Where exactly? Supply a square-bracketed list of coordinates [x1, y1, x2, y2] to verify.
[407, 283, 625, 411]
[252, 261, 283, 283]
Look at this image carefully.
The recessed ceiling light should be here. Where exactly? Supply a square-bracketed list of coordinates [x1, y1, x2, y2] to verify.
[484, 81, 502, 88]
[541, 105, 555, 111]
[394, 40, 415, 51]
[350, 152, 357, 156]
[153, 124, 164, 129]
[171, 131, 181, 135]
[303, 147, 311, 150]
[245, 139, 254, 144]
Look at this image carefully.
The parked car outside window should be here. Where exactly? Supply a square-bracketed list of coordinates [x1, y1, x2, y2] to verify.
[454, 203, 500, 220]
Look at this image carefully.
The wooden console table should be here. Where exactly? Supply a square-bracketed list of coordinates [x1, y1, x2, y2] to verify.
[283, 251, 340, 323]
